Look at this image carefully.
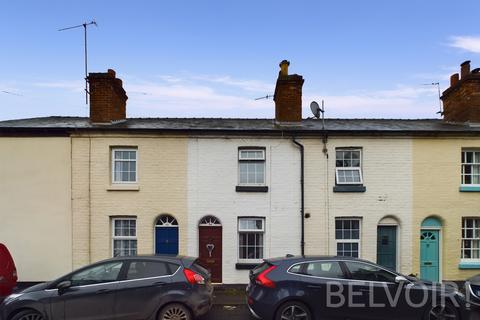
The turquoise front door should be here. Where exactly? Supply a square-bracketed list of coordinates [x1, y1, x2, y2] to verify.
[420, 230, 440, 282]
[377, 226, 397, 270]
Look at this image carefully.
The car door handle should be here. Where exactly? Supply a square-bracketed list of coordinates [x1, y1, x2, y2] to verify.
[95, 289, 110, 294]
[153, 281, 167, 286]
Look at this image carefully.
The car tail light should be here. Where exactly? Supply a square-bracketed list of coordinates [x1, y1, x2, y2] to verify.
[183, 268, 205, 285]
[255, 265, 276, 288]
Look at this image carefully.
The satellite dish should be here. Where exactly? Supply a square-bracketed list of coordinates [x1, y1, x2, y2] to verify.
[310, 101, 321, 118]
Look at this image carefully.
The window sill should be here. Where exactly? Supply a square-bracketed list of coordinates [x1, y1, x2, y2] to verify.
[236, 186, 269, 193]
[107, 184, 140, 191]
[459, 262, 480, 269]
[333, 185, 366, 193]
[459, 186, 480, 192]
[235, 263, 260, 270]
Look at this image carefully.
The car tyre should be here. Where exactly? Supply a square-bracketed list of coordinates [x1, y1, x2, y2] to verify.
[158, 303, 192, 320]
[275, 301, 312, 320]
[425, 302, 459, 320]
[10, 310, 44, 320]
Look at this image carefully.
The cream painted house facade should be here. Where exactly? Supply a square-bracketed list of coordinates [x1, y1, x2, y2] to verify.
[412, 137, 480, 281]
[0, 137, 72, 281]
[71, 133, 189, 269]
[303, 136, 413, 275]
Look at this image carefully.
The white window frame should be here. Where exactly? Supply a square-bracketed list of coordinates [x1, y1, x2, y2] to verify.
[335, 218, 361, 258]
[461, 150, 480, 186]
[111, 148, 138, 184]
[335, 148, 363, 185]
[461, 217, 480, 263]
[238, 217, 265, 263]
[238, 149, 266, 186]
[112, 218, 137, 257]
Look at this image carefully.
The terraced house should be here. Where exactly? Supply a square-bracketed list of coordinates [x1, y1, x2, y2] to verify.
[0, 61, 479, 284]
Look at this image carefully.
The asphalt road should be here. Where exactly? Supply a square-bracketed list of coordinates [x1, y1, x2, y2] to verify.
[199, 305, 255, 320]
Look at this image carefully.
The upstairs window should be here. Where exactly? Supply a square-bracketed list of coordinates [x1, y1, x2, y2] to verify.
[336, 149, 363, 185]
[238, 149, 266, 185]
[112, 148, 137, 183]
[462, 150, 480, 186]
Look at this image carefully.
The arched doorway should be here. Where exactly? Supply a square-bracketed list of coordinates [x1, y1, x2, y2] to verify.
[198, 216, 222, 283]
[155, 214, 179, 255]
[377, 216, 400, 271]
[420, 217, 442, 282]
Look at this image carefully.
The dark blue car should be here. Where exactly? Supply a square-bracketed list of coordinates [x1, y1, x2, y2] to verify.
[1, 255, 212, 320]
[246, 256, 469, 320]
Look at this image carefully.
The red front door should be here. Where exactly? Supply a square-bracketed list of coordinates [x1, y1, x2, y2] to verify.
[198, 226, 222, 283]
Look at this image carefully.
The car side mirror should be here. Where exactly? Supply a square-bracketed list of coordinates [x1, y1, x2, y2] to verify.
[395, 276, 408, 284]
[57, 280, 72, 294]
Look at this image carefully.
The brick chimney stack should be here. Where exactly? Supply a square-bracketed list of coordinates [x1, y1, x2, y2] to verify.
[441, 61, 480, 123]
[88, 69, 128, 123]
[274, 60, 304, 123]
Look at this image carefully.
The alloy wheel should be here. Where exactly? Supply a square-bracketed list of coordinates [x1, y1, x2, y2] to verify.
[428, 304, 457, 320]
[162, 305, 189, 320]
[281, 304, 309, 320]
[17, 314, 44, 320]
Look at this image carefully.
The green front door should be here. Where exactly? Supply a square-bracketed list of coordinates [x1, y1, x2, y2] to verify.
[377, 226, 397, 270]
[420, 230, 440, 282]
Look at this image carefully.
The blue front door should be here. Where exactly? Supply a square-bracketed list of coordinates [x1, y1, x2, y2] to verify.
[420, 230, 440, 282]
[155, 227, 179, 255]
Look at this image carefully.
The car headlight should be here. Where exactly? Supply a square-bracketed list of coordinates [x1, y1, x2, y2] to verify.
[3, 293, 22, 304]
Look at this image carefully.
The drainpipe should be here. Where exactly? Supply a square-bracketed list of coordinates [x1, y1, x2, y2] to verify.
[292, 138, 305, 256]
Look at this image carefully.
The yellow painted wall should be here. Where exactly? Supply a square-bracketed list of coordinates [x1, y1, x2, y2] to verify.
[71, 134, 188, 268]
[413, 137, 480, 281]
[0, 137, 72, 281]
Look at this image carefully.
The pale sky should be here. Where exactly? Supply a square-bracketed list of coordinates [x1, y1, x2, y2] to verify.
[1, 0, 480, 120]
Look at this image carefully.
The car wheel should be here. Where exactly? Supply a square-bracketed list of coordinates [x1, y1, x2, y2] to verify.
[158, 303, 192, 320]
[426, 303, 459, 320]
[11, 310, 44, 320]
[276, 301, 312, 320]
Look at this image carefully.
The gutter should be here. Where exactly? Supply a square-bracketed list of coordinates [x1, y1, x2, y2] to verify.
[292, 138, 305, 256]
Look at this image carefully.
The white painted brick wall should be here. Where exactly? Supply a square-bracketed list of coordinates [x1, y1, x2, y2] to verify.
[187, 137, 302, 284]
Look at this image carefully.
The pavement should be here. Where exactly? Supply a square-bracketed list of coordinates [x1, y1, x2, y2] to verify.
[200, 284, 254, 319]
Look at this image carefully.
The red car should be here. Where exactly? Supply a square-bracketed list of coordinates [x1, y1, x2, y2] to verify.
[0, 244, 17, 298]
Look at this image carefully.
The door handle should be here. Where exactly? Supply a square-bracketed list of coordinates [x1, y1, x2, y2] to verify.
[95, 289, 110, 294]
[153, 281, 167, 286]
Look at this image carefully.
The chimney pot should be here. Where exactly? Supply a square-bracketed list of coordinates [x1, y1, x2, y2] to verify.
[279, 60, 290, 76]
[450, 73, 460, 87]
[461, 60, 471, 79]
[107, 69, 116, 78]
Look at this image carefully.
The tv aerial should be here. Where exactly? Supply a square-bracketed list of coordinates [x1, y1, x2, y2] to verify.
[310, 100, 326, 130]
[58, 20, 98, 104]
[422, 82, 443, 115]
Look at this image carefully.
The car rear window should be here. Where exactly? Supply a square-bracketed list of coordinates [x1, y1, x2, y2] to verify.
[126, 261, 178, 280]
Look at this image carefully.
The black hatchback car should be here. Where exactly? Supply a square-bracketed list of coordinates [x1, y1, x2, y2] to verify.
[1, 255, 212, 320]
[247, 256, 469, 320]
